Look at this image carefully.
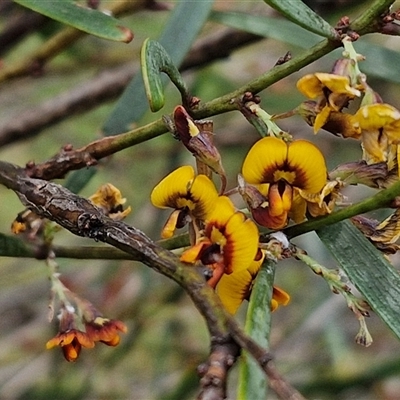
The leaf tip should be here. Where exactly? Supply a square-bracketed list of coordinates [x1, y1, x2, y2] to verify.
[118, 26, 134, 43]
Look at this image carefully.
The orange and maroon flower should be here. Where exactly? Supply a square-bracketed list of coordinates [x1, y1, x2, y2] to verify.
[46, 329, 95, 362]
[180, 196, 259, 284]
[241, 137, 328, 229]
[85, 317, 128, 346]
[46, 307, 94, 362]
[151, 165, 219, 239]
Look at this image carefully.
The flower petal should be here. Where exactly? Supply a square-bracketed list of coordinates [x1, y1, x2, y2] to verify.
[355, 104, 400, 131]
[216, 268, 254, 314]
[313, 105, 331, 133]
[151, 165, 195, 209]
[216, 256, 263, 314]
[315, 73, 361, 97]
[296, 74, 324, 98]
[286, 140, 327, 193]
[242, 137, 288, 184]
[188, 174, 219, 219]
[272, 286, 290, 306]
[206, 196, 236, 227]
[361, 130, 388, 164]
[222, 212, 259, 274]
[160, 209, 181, 239]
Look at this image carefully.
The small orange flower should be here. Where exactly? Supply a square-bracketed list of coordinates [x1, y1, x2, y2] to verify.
[46, 307, 95, 362]
[85, 317, 128, 346]
[47, 297, 128, 361]
[46, 329, 95, 362]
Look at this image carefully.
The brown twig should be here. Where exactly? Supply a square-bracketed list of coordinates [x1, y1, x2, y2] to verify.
[22, 118, 167, 180]
[0, 63, 135, 147]
[0, 159, 304, 399]
[0, 9, 49, 57]
[0, 29, 262, 148]
[197, 341, 240, 400]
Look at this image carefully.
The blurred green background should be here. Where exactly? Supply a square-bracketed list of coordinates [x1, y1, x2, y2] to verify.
[1, 1, 400, 399]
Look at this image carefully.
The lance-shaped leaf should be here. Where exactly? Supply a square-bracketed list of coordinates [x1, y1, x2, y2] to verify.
[237, 261, 275, 399]
[263, 0, 338, 39]
[317, 220, 400, 340]
[141, 39, 190, 112]
[102, 0, 214, 136]
[0, 233, 32, 257]
[14, 0, 133, 42]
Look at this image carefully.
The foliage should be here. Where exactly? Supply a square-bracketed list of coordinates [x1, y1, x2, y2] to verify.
[1, 0, 400, 399]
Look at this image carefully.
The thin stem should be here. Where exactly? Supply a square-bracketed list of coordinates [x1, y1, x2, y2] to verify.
[350, 0, 396, 35]
[282, 180, 400, 239]
[192, 39, 340, 120]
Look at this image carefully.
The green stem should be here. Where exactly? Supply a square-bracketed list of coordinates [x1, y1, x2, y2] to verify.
[350, 0, 396, 35]
[283, 180, 400, 239]
[92, 38, 340, 154]
[193, 39, 339, 120]
[0, 232, 190, 259]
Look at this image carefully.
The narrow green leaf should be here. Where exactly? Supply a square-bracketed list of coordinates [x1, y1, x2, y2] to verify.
[237, 261, 275, 399]
[14, 0, 133, 43]
[0, 233, 33, 257]
[102, 0, 214, 136]
[317, 220, 400, 340]
[263, 0, 337, 39]
[141, 39, 189, 112]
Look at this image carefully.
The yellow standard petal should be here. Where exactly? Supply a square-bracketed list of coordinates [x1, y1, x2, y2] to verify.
[151, 165, 195, 209]
[242, 137, 288, 184]
[188, 174, 219, 219]
[286, 140, 327, 193]
[222, 212, 259, 274]
[206, 196, 236, 227]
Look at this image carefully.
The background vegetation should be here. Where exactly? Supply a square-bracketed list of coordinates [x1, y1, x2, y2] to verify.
[1, 0, 400, 399]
